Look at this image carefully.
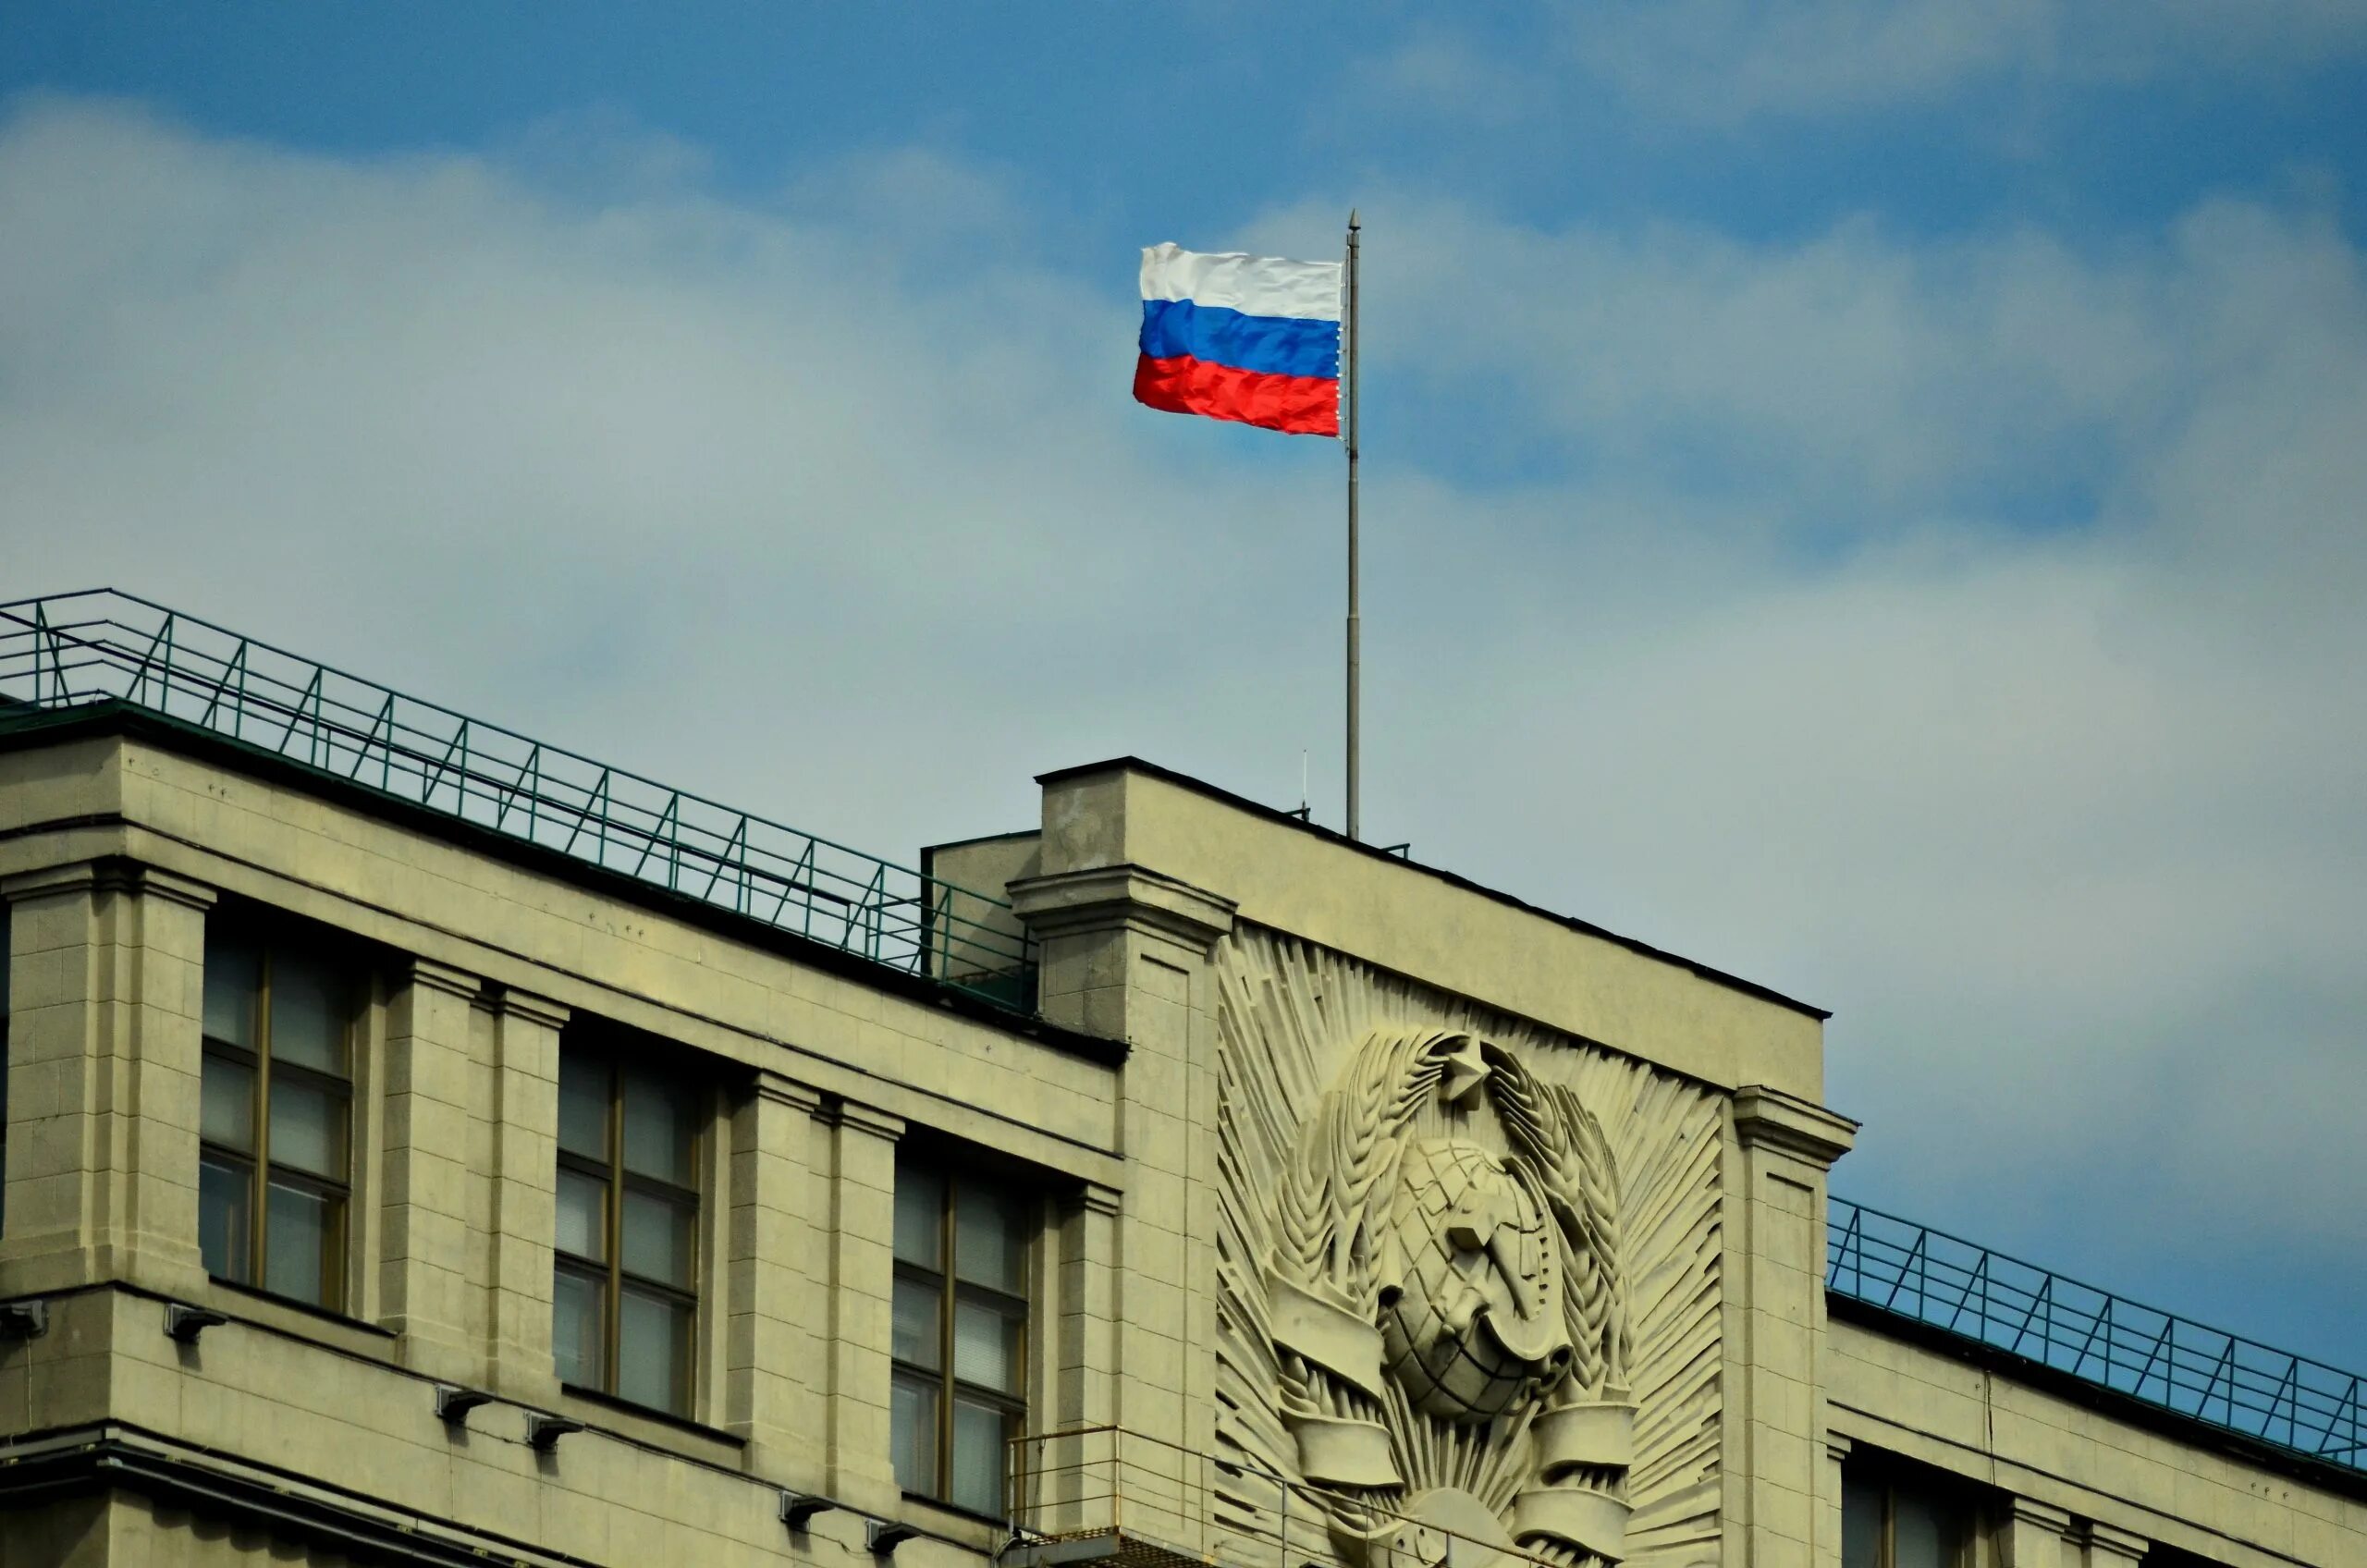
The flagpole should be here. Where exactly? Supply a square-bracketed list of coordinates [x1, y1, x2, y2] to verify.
[1345, 209, 1362, 842]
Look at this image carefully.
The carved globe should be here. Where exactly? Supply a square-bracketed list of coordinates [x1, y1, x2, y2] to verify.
[1377, 1138, 1572, 1424]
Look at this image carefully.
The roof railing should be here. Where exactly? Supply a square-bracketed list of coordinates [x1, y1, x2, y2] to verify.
[1829, 1195, 2365, 1476]
[0, 590, 1037, 1011]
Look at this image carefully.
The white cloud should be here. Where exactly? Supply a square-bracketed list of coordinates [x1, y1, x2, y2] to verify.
[4, 99, 2362, 1345]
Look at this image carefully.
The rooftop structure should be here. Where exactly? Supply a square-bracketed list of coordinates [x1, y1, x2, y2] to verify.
[0, 590, 1037, 1009]
[1828, 1200, 2364, 1478]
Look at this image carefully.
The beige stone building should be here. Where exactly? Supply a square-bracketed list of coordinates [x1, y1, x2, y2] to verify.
[0, 590, 2359, 1568]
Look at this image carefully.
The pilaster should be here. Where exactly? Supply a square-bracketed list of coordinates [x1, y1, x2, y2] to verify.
[0, 860, 214, 1299]
[725, 1070, 825, 1476]
[484, 986, 567, 1403]
[380, 958, 484, 1382]
[1010, 863, 1235, 1555]
[1820, 1432, 1852, 1568]
[1723, 1084, 1857, 1568]
[1047, 1181, 1121, 1530]
[2002, 1498, 2074, 1568]
[2079, 1520, 2150, 1567]
[822, 1096, 903, 1513]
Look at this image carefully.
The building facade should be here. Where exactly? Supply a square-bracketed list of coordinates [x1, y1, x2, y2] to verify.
[0, 591, 2359, 1568]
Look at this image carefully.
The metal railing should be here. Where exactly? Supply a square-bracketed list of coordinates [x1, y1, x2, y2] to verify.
[0, 590, 1036, 1010]
[1008, 1423, 1220, 1559]
[1828, 1196, 2365, 1475]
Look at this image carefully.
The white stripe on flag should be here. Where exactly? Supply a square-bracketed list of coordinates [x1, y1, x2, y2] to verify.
[1140, 242, 1343, 323]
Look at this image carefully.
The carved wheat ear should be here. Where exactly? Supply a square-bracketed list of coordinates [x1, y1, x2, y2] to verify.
[1551, 1084, 1627, 1390]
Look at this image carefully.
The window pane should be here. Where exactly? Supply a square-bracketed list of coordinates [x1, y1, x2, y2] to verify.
[894, 1165, 945, 1268]
[200, 1154, 251, 1281]
[556, 1168, 608, 1262]
[955, 1184, 1029, 1293]
[1893, 1488, 1961, 1568]
[619, 1064, 697, 1184]
[891, 1372, 940, 1497]
[267, 1076, 346, 1179]
[618, 1284, 693, 1415]
[268, 948, 348, 1075]
[950, 1396, 1011, 1515]
[954, 1296, 1024, 1394]
[622, 1186, 695, 1288]
[201, 1053, 256, 1152]
[894, 1276, 942, 1368]
[553, 1265, 606, 1390]
[264, 1180, 336, 1305]
[1841, 1472, 1883, 1568]
[558, 1051, 609, 1160]
[202, 930, 261, 1047]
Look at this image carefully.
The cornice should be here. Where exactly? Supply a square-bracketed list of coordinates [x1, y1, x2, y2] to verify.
[753, 1071, 824, 1114]
[2005, 1497, 2073, 1534]
[0, 860, 104, 902]
[1731, 1084, 1858, 1170]
[1006, 863, 1237, 951]
[0, 856, 217, 912]
[2079, 1520, 2151, 1562]
[489, 986, 571, 1032]
[826, 1097, 906, 1142]
[402, 957, 484, 1003]
[0, 1421, 584, 1568]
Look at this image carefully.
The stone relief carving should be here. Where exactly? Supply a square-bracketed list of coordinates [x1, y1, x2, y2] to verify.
[1213, 930, 1723, 1568]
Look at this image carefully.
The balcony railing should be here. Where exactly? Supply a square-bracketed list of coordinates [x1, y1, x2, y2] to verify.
[1003, 1426, 1589, 1568]
[1829, 1197, 2365, 1476]
[0, 590, 1036, 1010]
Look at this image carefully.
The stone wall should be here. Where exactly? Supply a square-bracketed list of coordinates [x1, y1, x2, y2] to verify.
[0, 729, 1128, 1566]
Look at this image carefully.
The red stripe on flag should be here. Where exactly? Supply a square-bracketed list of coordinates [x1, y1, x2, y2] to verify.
[1134, 354, 1339, 437]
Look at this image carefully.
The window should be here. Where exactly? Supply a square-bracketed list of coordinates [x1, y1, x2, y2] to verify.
[199, 925, 356, 1309]
[1843, 1461, 1979, 1568]
[554, 1044, 701, 1416]
[891, 1156, 1032, 1516]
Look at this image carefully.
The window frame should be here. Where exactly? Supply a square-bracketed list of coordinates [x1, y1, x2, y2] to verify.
[1842, 1457, 1984, 1568]
[891, 1156, 1034, 1517]
[199, 922, 357, 1313]
[553, 1043, 704, 1417]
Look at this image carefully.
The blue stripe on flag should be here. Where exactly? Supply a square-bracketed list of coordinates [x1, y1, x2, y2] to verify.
[1138, 299, 1339, 382]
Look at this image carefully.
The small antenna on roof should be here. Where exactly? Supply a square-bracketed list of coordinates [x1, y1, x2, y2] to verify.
[1288, 750, 1312, 821]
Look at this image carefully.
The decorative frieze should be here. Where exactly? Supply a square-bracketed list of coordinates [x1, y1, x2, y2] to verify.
[1213, 927, 1725, 1568]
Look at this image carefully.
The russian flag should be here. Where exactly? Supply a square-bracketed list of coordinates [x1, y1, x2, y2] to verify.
[1134, 242, 1343, 437]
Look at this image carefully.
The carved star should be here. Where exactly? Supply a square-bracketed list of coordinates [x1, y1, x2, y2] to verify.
[1439, 1035, 1491, 1106]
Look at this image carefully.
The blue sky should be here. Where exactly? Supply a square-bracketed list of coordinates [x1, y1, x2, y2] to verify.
[5, 4, 2365, 1375]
